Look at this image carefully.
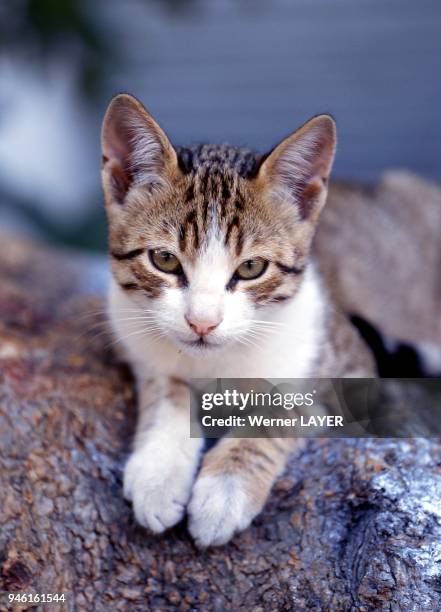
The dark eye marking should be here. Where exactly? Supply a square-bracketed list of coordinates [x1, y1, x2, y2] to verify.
[120, 264, 167, 298]
[226, 276, 239, 292]
[270, 295, 292, 303]
[119, 282, 140, 291]
[111, 248, 144, 261]
[118, 279, 164, 298]
[275, 262, 304, 275]
[245, 275, 283, 303]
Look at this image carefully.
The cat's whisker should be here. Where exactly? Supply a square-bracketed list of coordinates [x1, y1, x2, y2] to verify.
[72, 320, 115, 344]
[249, 320, 317, 341]
[136, 328, 169, 348]
[234, 337, 251, 349]
[82, 307, 159, 316]
[236, 330, 265, 351]
[76, 307, 158, 323]
[82, 321, 160, 346]
[74, 316, 160, 344]
[81, 316, 157, 332]
[248, 319, 288, 327]
[250, 328, 282, 340]
[248, 322, 278, 332]
[230, 323, 281, 340]
[112, 309, 158, 314]
[246, 323, 318, 347]
[81, 329, 115, 346]
[242, 338, 264, 351]
[246, 324, 286, 335]
[76, 312, 107, 321]
[108, 316, 158, 323]
[234, 335, 253, 348]
[103, 325, 165, 350]
[245, 330, 272, 342]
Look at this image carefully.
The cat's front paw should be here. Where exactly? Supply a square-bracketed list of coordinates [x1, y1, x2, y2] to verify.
[124, 440, 200, 533]
[188, 474, 261, 547]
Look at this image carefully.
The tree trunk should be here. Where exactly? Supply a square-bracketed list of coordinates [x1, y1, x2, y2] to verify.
[1, 233, 440, 611]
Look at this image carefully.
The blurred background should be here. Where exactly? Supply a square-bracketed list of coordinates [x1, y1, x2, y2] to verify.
[0, 0, 440, 251]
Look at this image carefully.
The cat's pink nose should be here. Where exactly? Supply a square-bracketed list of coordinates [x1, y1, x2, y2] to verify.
[185, 315, 222, 337]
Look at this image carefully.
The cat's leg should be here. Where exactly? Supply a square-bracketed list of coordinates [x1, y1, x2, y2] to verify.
[188, 436, 304, 547]
[124, 377, 203, 533]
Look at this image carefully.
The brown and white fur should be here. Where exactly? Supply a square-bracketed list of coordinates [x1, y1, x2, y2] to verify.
[101, 94, 374, 547]
[316, 173, 441, 374]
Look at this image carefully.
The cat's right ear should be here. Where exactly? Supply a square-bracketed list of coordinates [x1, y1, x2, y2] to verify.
[101, 93, 177, 204]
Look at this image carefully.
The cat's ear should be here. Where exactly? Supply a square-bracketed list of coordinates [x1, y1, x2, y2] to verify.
[101, 93, 177, 204]
[257, 115, 336, 221]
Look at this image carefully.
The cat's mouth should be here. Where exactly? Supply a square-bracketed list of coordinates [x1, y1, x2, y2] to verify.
[180, 337, 222, 351]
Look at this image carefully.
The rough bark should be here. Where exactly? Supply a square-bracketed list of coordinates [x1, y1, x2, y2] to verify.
[1, 233, 440, 611]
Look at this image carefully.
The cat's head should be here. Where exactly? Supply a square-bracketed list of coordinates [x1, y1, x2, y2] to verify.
[101, 93, 336, 353]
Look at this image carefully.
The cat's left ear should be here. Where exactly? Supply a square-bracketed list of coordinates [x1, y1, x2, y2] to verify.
[257, 115, 336, 222]
[101, 93, 178, 204]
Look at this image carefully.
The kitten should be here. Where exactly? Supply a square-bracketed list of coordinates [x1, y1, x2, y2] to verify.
[101, 93, 375, 547]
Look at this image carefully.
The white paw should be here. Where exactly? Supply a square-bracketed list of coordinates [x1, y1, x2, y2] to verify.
[124, 440, 200, 533]
[188, 474, 259, 548]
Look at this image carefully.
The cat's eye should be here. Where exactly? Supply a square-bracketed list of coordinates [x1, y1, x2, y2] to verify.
[149, 249, 182, 274]
[235, 258, 268, 280]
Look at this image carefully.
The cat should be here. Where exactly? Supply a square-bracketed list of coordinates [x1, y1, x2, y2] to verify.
[315, 173, 441, 375]
[101, 93, 375, 547]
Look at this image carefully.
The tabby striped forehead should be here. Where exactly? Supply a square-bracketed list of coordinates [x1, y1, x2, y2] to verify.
[110, 144, 309, 304]
[177, 168, 247, 257]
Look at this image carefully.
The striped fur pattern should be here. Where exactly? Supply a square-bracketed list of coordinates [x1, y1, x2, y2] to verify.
[107, 142, 313, 311]
[101, 94, 374, 548]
